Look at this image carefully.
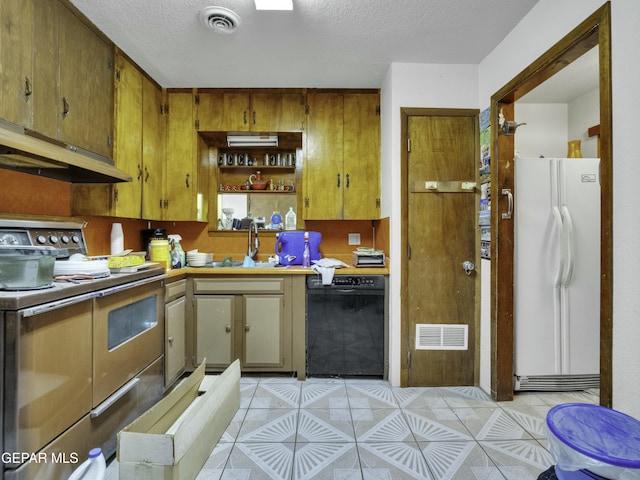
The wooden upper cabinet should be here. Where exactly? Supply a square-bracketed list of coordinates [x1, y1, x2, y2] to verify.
[304, 91, 380, 220]
[0, 0, 34, 128]
[112, 51, 143, 219]
[32, 0, 60, 139]
[251, 93, 305, 132]
[196, 90, 305, 133]
[343, 93, 380, 219]
[304, 92, 344, 220]
[196, 92, 251, 132]
[141, 76, 165, 220]
[58, 2, 113, 158]
[165, 91, 198, 220]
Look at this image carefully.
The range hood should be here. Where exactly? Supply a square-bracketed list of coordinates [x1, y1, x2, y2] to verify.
[0, 120, 131, 183]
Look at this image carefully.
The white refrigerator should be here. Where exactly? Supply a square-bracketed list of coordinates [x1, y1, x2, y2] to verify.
[514, 155, 600, 391]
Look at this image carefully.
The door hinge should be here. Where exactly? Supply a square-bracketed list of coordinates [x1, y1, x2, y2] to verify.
[376, 198, 381, 209]
[305, 104, 310, 115]
[305, 197, 309, 208]
[163, 103, 169, 115]
[376, 105, 380, 116]
[115, 69, 120, 81]
[195, 119, 200, 130]
[113, 188, 119, 203]
[194, 94, 200, 105]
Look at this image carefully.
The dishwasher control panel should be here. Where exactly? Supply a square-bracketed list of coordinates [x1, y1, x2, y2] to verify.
[307, 275, 385, 290]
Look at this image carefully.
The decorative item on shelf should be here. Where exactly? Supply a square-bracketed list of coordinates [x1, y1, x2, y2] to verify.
[568, 140, 582, 158]
[249, 171, 269, 190]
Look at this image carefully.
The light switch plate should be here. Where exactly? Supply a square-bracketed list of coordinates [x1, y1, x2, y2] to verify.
[348, 233, 361, 245]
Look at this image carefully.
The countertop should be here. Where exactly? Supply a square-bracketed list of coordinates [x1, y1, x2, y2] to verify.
[166, 264, 388, 278]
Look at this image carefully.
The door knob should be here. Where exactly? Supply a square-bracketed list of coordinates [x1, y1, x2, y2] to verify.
[462, 261, 475, 275]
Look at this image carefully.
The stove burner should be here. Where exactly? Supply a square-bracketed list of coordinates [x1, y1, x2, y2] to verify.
[0, 283, 55, 292]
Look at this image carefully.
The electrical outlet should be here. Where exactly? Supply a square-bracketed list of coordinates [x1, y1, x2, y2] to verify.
[348, 233, 361, 245]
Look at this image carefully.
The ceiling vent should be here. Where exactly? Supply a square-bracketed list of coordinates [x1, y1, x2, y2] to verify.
[199, 6, 242, 34]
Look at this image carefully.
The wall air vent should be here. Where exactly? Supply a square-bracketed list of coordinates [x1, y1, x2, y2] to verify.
[199, 6, 242, 35]
[415, 324, 468, 350]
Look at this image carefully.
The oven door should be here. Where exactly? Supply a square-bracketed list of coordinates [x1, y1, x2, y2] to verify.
[2, 294, 94, 462]
[92, 278, 164, 407]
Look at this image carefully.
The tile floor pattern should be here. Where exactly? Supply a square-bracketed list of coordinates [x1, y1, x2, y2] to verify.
[106, 377, 599, 480]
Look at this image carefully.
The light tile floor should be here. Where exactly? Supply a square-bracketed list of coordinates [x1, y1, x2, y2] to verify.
[106, 376, 599, 480]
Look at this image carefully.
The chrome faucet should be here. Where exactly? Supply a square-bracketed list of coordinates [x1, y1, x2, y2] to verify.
[247, 220, 259, 258]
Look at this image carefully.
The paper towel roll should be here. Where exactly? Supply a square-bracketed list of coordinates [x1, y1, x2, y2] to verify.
[110, 223, 124, 255]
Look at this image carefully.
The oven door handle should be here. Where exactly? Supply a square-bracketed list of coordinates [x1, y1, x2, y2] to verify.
[21, 290, 101, 317]
[90, 377, 140, 418]
[95, 276, 164, 297]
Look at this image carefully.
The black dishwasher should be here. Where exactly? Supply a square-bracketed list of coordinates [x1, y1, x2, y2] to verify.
[306, 275, 386, 377]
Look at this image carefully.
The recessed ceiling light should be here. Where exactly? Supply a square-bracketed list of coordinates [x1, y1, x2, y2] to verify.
[254, 0, 293, 11]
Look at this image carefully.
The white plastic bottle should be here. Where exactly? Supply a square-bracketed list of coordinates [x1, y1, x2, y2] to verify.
[68, 448, 106, 480]
[302, 231, 311, 267]
[285, 207, 296, 230]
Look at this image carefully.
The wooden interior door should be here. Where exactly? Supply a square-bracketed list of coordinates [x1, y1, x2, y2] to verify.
[403, 110, 479, 386]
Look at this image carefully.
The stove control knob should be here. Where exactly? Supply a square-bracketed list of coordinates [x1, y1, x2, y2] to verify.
[60, 235, 70, 244]
[71, 235, 81, 244]
[36, 235, 47, 245]
[49, 235, 58, 244]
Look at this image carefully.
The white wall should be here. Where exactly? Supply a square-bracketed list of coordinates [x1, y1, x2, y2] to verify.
[380, 63, 478, 386]
[515, 104, 569, 158]
[569, 88, 600, 158]
[480, 0, 640, 416]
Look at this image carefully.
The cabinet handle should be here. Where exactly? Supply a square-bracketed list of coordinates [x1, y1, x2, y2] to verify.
[24, 77, 32, 98]
[345, 173, 350, 188]
[185, 173, 190, 188]
[245, 324, 250, 332]
[145, 166, 150, 182]
[137, 164, 143, 180]
[62, 97, 70, 118]
[226, 325, 231, 333]
[337, 173, 341, 188]
[168, 336, 174, 345]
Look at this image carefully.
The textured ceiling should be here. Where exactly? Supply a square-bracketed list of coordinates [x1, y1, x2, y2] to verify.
[70, 0, 539, 89]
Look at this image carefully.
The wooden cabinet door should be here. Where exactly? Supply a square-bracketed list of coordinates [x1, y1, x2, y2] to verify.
[343, 93, 380, 219]
[165, 92, 197, 220]
[112, 52, 142, 219]
[195, 295, 235, 369]
[165, 295, 186, 386]
[251, 92, 305, 132]
[141, 76, 164, 220]
[58, 3, 113, 157]
[32, 0, 59, 139]
[196, 91, 250, 132]
[0, 0, 34, 128]
[304, 92, 344, 219]
[243, 295, 285, 367]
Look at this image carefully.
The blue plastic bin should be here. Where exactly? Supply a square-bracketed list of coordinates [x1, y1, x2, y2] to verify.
[546, 403, 640, 480]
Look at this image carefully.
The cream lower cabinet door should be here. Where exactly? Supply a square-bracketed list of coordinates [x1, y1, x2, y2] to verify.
[165, 295, 186, 387]
[243, 294, 285, 367]
[195, 295, 235, 369]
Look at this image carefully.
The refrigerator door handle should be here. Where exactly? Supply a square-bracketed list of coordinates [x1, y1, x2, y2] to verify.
[552, 205, 565, 287]
[501, 188, 513, 219]
[561, 205, 575, 285]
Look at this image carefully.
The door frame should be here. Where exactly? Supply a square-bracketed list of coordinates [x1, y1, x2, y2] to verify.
[399, 108, 481, 386]
[491, 3, 612, 404]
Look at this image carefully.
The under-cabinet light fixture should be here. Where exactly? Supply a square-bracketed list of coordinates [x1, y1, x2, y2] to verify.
[227, 135, 279, 147]
[254, 0, 293, 11]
